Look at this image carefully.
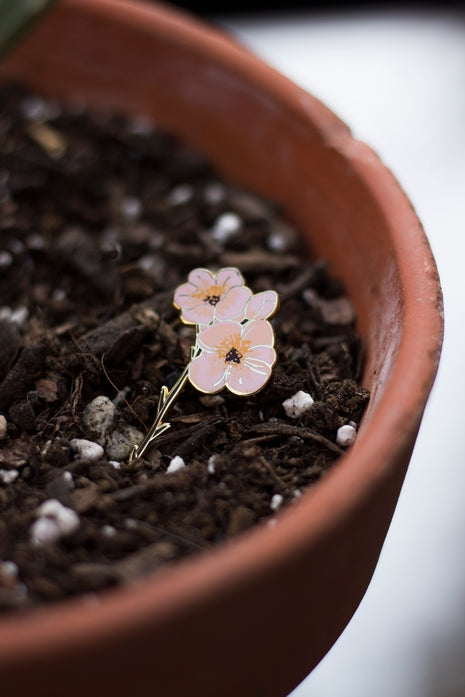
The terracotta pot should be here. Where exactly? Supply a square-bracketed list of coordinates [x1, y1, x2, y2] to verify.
[0, 1, 443, 695]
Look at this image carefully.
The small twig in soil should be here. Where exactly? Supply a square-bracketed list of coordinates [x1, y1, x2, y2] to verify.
[171, 422, 220, 460]
[150, 525, 207, 551]
[111, 483, 152, 503]
[100, 354, 146, 430]
[250, 422, 343, 455]
[277, 265, 320, 302]
[220, 249, 300, 273]
[139, 417, 222, 450]
[239, 434, 286, 447]
[258, 455, 289, 491]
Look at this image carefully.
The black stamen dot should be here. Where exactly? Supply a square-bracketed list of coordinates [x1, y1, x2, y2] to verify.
[225, 347, 242, 364]
[204, 294, 220, 306]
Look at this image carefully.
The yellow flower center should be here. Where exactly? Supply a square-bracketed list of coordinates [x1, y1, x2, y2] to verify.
[193, 283, 226, 306]
[216, 332, 251, 366]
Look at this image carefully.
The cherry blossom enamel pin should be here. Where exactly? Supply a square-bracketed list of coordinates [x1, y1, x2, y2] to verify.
[130, 267, 278, 461]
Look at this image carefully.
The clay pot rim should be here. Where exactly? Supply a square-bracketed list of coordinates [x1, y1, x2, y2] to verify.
[0, 0, 443, 666]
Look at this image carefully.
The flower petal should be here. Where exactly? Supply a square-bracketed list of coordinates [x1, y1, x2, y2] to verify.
[189, 353, 226, 393]
[216, 267, 245, 292]
[245, 346, 277, 368]
[173, 282, 201, 311]
[242, 319, 275, 348]
[244, 291, 279, 320]
[181, 303, 215, 325]
[187, 268, 215, 289]
[226, 361, 272, 396]
[197, 320, 240, 351]
[216, 286, 252, 321]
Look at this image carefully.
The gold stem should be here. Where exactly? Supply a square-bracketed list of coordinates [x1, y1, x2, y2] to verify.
[129, 364, 190, 462]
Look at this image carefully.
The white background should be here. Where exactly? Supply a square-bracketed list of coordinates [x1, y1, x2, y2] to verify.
[218, 9, 465, 697]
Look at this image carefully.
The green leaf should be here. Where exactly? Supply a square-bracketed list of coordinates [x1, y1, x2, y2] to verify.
[0, 0, 59, 62]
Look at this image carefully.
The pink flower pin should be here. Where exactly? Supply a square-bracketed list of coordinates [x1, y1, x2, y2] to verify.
[173, 267, 252, 326]
[129, 267, 279, 461]
[189, 319, 277, 396]
[244, 290, 279, 321]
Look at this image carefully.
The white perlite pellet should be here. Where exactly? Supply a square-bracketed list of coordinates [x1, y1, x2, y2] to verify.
[30, 517, 57, 545]
[207, 455, 217, 475]
[124, 518, 138, 530]
[26, 233, 45, 250]
[0, 560, 19, 582]
[167, 456, 186, 473]
[270, 493, 284, 511]
[9, 306, 29, 327]
[0, 469, 19, 484]
[336, 424, 357, 448]
[21, 95, 60, 121]
[148, 230, 164, 250]
[210, 212, 241, 243]
[282, 390, 314, 419]
[102, 525, 117, 537]
[8, 239, 24, 255]
[21, 95, 48, 120]
[82, 395, 116, 441]
[203, 182, 225, 205]
[168, 184, 193, 206]
[267, 231, 287, 252]
[51, 288, 67, 302]
[0, 251, 13, 269]
[105, 423, 144, 461]
[63, 471, 74, 485]
[70, 438, 104, 461]
[138, 254, 156, 271]
[31, 499, 80, 545]
[120, 196, 142, 221]
[0, 414, 7, 439]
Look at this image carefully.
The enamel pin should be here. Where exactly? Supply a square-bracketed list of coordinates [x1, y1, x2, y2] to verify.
[129, 267, 279, 461]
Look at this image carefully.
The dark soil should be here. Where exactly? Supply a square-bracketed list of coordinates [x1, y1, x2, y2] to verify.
[0, 83, 369, 612]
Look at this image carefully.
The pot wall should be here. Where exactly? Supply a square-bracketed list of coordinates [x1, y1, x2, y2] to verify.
[0, 1, 443, 696]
